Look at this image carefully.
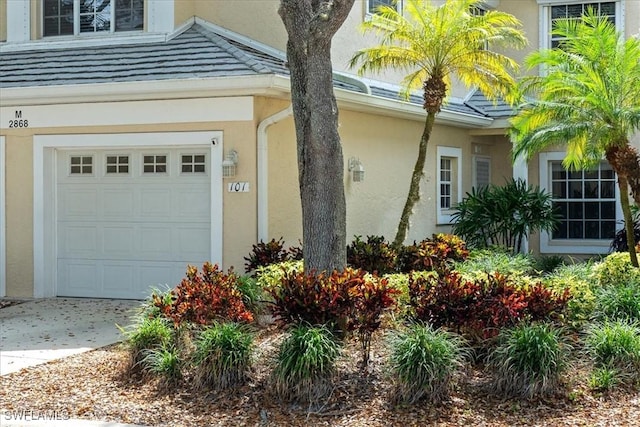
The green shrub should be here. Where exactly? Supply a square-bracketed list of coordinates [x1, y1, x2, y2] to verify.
[120, 317, 174, 372]
[192, 322, 254, 390]
[347, 235, 397, 275]
[142, 344, 183, 386]
[454, 248, 535, 279]
[544, 262, 596, 326]
[534, 255, 566, 274]
[488, 323, 570, 398]
[595, 280, 640, 321]
[389, 324, 467, 405]
[451, 179, 559, 255]
[271, 324, 341, 404]
[153, 263, 254, 326]
[236, 275, 266, 315]
[396, 234, 468, 274]
[585, 320, 640, 380]
[255, 260, 304, 292]
[588, 367, 620, 392]
[592, 252, 640, 288]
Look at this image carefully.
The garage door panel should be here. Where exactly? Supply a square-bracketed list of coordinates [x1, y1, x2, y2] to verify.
[58, 260, 101, 298]
[59, 188, 99, 219]
[139, 226, 173, 259]
[175, 187, 211, 221]
[59, 225, 99, 257]
[140, 189, 172, 220]
[102, 189, 135, 218]
[177, 225, 211, 258]
[102, 226, 136, 256]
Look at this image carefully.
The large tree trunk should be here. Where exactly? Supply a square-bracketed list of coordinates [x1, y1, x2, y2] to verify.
[279, 0, 354, 273]
[393, 112, 436, 248]
[606, 145, 639, 267]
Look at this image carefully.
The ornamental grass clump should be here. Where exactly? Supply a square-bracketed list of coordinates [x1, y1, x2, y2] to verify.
[192, 322, 255, 390]
[120, 316, 174, 374]
[585, 320, 640, 386]
[271, 324, 341, 404]
[142, 344, 183, 387]
[594, 280, 640, 322]
[488, 323, 570, 398]
[389, 324, 468, 405]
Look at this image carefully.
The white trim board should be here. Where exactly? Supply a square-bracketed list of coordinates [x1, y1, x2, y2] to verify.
[1, 97, 253, 130]
[33, 131, 223, 298]
[0, 136, 5, 297]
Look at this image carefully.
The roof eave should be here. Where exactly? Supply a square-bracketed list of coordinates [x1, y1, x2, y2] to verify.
[0, 75, 494, 127]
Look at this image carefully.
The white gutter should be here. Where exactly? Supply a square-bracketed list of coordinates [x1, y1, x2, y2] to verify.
[257, 105, 293, 242]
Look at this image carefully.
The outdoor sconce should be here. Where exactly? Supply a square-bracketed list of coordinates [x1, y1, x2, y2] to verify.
[222, 149, 238, 178]
[348, 157, 365, 182]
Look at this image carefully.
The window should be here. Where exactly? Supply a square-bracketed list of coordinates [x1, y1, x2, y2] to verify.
[181, 154, 206, 174]
[70, 155, 93, 175]
[43, 0, 144, 37]
[436, 147, 462, 224]
[539, 152, 620, 254]
[473, 156, 491, 189]
[550, 161, 617, 240]
[143, 155, 167, 173]
[544, 1, 618, 48]
[106, 155, 129, 174]
[367, 0, 401, 15]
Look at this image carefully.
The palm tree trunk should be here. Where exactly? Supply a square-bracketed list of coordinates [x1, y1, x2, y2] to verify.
[393, 112, 436, 249]
[617, 175, 639, 267]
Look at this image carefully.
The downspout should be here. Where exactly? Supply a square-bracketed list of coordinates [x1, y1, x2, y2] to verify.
[257, 105, 293, 242]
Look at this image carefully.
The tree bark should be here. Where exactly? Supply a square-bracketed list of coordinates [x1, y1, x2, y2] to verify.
[393, 112, 436, 249]
[279, 0, 354, 273]
[607, 145, 639, 267]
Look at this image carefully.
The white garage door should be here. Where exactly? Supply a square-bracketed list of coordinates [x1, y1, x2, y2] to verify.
[56, 148, 211, 299]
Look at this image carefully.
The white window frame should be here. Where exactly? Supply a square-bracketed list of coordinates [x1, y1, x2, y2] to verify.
[33, 131, 223, 298]
[366, 0, 402, 17]
[41, 0, 146, 37]
[0, 136, 6, 297]
[436, 146, 462, 225]
[537, 0, 624, 50]
[539, 152, 622, 254]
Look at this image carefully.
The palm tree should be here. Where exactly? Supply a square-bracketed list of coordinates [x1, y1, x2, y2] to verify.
[510, 11, 640, 267]
[350, 0, 527, 249]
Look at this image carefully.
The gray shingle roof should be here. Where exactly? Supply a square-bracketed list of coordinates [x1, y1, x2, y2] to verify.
[0, 21, 504, 120]
[464, 89, 515, 118]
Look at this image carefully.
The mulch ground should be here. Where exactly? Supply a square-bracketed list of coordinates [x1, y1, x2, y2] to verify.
[1, 325, 639, 427]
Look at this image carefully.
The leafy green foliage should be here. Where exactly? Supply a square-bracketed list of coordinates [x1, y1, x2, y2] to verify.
[243, 238, 303, 274]
[271, 324, 341, 403]
[610, 217, 640, 252]
[544, 262, 596, 326]
[595, 280, 640, 322]
[454, 248, 535, 278]
[347, 235, 397, 275]
[592, 252, 640, 288]
[235, 275, 266, 316]
[389, 324, 468, 405]
[451, 179, 559, 255]
[396, 234, 469, 274]
[120, 317, 174, 373]
[153, 263, 254, 326]
[192, 323, 254, 390]
[588, 367, 620, 392]
[408, 271, 570, 342]
[488, 323, 570, 398]
[585, 320, 640, 387]
[142, 344, 183, 387]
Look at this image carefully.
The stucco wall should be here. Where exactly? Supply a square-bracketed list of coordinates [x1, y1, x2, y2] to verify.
[0, 0, 6, 42]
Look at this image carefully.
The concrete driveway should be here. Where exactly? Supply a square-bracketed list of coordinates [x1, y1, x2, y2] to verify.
[0, 298, 139, 376]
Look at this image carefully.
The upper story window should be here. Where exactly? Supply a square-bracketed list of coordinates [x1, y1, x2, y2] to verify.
[43, 0, 144, 37]
[544, 1, 618, 48]
[367, 0, 402, 15]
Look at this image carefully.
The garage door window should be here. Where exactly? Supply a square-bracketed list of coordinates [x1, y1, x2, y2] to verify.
[106, 155, 130, 174]
[143, 155, 167, 173]
[70, 156, 93, 175]
[181, 154, 206, 173]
